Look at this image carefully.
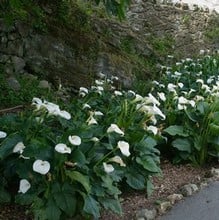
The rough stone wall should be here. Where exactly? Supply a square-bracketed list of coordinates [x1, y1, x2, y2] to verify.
[127, 0, 218, 57]
[0, 1, 218, 90]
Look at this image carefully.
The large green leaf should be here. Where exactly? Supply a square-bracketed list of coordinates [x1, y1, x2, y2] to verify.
[164, 125, 189, 137]
[136, 157, 160, 173]
[83, 195, 100, 219]
[71, 148, 87, 166]
[209, 123, 219, 135]
[53, 190, 76, 216]
[172, 138, 191, 153]
[101, 175, 121, 196]
[100, 198, 122, 215]
[66, 171, 90, 193]
[125, 171, 146, 190]
[0, 133, 22, 159]
[135, 136, 158, 154]
[45, 198, 61, 220]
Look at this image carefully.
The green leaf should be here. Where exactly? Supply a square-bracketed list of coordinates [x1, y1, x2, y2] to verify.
[100, 198, 122, 215]
[83, 195, 100, 219]
[197, 101, 209, 114]
[66, 171, 91, 192]
[164, 125, 189, 137]
[45, 198, 61, 220]
[209, 123, 219, 135]
[101, 175, 121, 196]
[0, 188, 11, 203]
[0, 133, 22, 159]
[125, 171, 146, 190]
[136, 157, 160, 173]
[71, 148, 87, 166]
[135, 136, 158, 154]
[53, 190, 76, 216]
[185, 109, 198, 122]
[15, 193, 35, 205]
[146, 179, 154, 197]
[172, 138, 191, 153]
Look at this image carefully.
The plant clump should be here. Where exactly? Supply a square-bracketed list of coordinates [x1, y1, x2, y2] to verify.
[1, 52, 219, 219]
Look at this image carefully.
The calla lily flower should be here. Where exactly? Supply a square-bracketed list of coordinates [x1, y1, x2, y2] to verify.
[114, 90, 123, 96]
[83, 103, 91, 109]
[103, 162, 114, 173]
[13, 142, 25, 154]
[79, 88, 88, 97]
[167, 83, 177, 92]
[58, 110, 71, 120]
[33, 159, 50, 175]
[133, 94, 143, 102]
[55, 143, 71, 154]
[32, 98, 71, 120]
[68, 135, 81, 146]
[94, 111, 104, 116]
[145, 93, 160, 106]
[0, 131, 7, 138]
[107, 124, 124, 136]
[91, 137, 99, 142]
[18, 179, 31, 194]
[147, 125, 158, 135]
[109, 156, 126, 167]
[157, 92, 166, 102]
[87, 116, 98, 125]
[117, 141, 130, 157]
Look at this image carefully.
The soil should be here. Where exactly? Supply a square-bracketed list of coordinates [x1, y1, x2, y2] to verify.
[0, 160, 213, 220]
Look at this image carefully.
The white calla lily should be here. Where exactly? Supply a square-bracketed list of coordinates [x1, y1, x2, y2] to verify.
[87, 116, 98, 125]
[157, 92, 166, 102]
[13, 142, 25, 154]
[117, 141, 130, 157]
[33, 159, 50, 175]
[94, 111, 104, 116]
[107, 124, 124, 136]
[145, 93, 160, 106]
[83, 103, 91, 109]
[18, 179, 31, 194]
[147, 125, 158, 135]
[109, 156, 126, 167]
[91, 137, 99, 142]
[68, 135, 81, 146]
[0, 131, 7, 138]
[59, 110, 71, 120]
[55, 143, 71, 154]
[79, 87, 88, 94]
[103, 162, 114, 173]
[114, 90, 123, 96]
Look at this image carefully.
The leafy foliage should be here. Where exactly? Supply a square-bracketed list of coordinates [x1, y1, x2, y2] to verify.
[0, 77, 162, 219]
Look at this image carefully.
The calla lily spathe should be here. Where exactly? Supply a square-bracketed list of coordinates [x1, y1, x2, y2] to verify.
[107, 124, 124, 136]
[32, 98, 71, 120]
[33, 159, 50, 175]
[68, 135, 81, 146]
[117, 141, 130, 157]
[55, 143, 71, 154]
[0, 131, 7, 138]
[109, 156, 126, 167]
[147, 125, 158, 135]
[13, 142, 25, 154]
[18, 179, 31, 194]
[103, 162, 114, 173]
[87, 116, 98, 125]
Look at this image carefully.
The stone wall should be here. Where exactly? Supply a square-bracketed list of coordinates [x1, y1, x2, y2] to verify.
[127, 0, 218, 57]
[0, 1, 218, 90]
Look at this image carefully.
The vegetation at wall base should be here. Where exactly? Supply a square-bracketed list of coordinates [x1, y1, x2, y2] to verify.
[1, 52, 219, 219]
